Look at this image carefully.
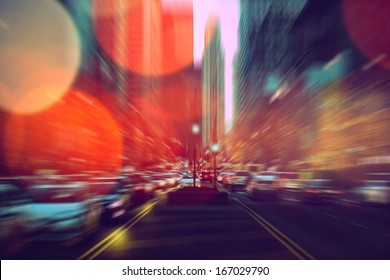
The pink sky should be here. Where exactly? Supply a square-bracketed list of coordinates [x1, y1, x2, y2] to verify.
[192, 0, 239, 132]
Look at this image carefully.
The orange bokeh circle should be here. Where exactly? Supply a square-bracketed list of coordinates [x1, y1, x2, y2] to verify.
[3, 89, 123, 175]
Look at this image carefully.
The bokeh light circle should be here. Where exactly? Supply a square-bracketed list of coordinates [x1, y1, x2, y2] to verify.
[343, 0, 390, 69]
[3, 89, 123, 175]
[0, 0, 81, 114]
[92, 0, 194, 76]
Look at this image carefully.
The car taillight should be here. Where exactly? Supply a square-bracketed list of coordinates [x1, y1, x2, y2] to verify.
[305, 189, 321, 193]
[325, 189, 344, 195]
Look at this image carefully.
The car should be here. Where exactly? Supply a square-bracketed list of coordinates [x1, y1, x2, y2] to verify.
[122, 173, 155, 202]
[179, 174, 201, 187]
[150, 174, 168, 190]
[217, 172, 228, 182]
[277, 178, 304, 201]
[223, 170, 252, 191]
[151, 173, 178, 190]
[346, 180, 390, 206]
[0, 180, 46, 257]
[245, 175, 280, 200]
[88, 176, 131, 222]
[200, 170, 214, 183]
[27, 182, 102, 242]
[279, 178, 303, 193]
[301, 179, 344, 204]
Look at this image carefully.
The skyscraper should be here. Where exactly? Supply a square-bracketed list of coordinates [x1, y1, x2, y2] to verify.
[202, 18, 225, 149]
[234, 0, 308, 120]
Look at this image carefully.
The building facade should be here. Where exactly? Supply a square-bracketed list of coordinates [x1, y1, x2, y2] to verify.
[202, 18, 225, 150]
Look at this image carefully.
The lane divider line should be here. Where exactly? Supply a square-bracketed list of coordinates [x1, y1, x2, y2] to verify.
[78, 201, 158, 260]
[348, 221, 372, 230]
[233, 197, 316, 260]
[322, 213, 341, 219]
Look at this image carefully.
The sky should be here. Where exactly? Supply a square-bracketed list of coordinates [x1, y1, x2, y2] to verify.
[193, 0, 239, 133]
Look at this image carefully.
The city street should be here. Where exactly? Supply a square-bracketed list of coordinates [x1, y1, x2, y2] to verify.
[8, 182, 390, 260]
[1, 1, 390, 266]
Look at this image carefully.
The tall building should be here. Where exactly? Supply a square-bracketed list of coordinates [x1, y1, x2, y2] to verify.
[202, 18, 225, 149]
[230, 0, 307, 163]
[234, 0, 307, 120]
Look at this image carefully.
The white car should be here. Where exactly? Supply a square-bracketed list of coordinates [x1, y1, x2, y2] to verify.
[347, 180, 390, 206]
[27, 182, 102, 242]
[223, 170, 252, 191]
[245, 175, 280, 200]
[179, 174, 200, 187]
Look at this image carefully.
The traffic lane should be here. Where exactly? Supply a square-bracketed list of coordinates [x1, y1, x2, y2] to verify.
[232, 192, 390, 259]
[8, 218, 128, 260]
[90, 199, 299, 260]
[281, 190, 390, 235]
[314, 201, 390, 235]
[7, 200, 158, 260]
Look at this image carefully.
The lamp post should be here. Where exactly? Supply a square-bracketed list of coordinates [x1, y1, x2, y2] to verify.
[192, 124, 200, 187]
[211, 143, 219, 188]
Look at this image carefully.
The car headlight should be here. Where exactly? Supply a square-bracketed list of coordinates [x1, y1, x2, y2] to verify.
[107, 199, 124, 209]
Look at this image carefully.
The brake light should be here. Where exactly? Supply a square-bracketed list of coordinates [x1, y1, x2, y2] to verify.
[325, 190, 344, 195]
[305, 189, 321, 193]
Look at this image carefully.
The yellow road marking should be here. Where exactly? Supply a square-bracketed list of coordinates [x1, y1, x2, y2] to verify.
[78, 201, 157, 260]
[234, 198, 316, 260]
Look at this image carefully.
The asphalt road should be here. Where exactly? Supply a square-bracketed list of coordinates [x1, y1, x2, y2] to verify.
[230, 191, 390, 260]
[7, 183, 390, 260]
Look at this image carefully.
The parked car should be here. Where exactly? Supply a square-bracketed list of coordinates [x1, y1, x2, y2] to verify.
[301, 179, 344, 204]
[346, 180, 390, 206]
[0, 181, 45, 257]
[89, 176, 131, 222]
[245, 175, 280, 200]
[122, 173, 155, 202]
[27, 182, 102, 242]
[179, 174, 200, 187]
[279, 178, 303, 193]
[151, 173, 178, 190]
[223, 170, 252, 191]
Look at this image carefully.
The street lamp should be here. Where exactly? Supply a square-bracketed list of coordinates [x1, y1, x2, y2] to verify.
[192, 124, 200, 187]
[211, 143, 219, 188]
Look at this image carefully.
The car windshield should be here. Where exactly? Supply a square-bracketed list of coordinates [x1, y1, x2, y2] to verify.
[29, 185, 88, 203]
